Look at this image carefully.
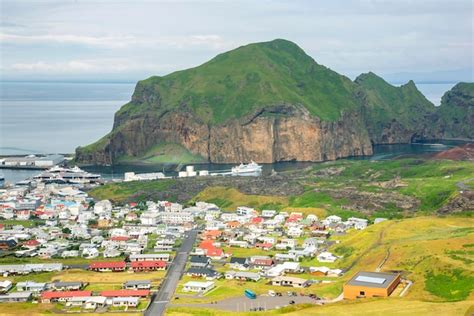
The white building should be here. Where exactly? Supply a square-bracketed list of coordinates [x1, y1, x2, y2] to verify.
[183, 281, 215, 293]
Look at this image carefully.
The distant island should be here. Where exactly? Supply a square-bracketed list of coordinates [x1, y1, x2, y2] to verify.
[75, 39, 474, 165]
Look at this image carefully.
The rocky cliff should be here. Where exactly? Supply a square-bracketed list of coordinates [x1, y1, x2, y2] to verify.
[76, 104, 373, 164]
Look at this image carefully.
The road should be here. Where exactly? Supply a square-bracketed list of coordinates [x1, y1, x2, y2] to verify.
[145, 228, 199, 316]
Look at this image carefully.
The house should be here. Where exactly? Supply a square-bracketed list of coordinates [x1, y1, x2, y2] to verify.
[61, 250, 80, 258]
[261, 210, 277, 218]
[100, 289, 150, 298]
[0, 291, 32, 303]
[89, 261, 126, 272]
[250, 256, 273, 267]
[229, 257, 249, 270]
[186, 267, 220, 280]
[228, 240, 249, 248]
[123, 280, 151, 290]
[41, 291, 92, 303]
[189, 255, 211, 268]
[302, 238, 319, 248]
[112, 296, 139, 307]
[225, 271, 260, 282]
[129, 253, 170, 262]
[182, 281, 215, 293]
[271, 276, 310, 288]
[275, 253, 298, 262]
[317, 252, 338, 263]
[0, 239, 17, 250]
[131, 261, 167, 272]
[103, 248, 121, 258]
[309, 266, 330, 276]
[82, 247, 99, 259]
[0, 280, 12, 293]
[343, 271, 401, 299]
[203, 230, 222, 240]
[255, 242, 273, 250]
[82, 296, 107, 309]
[50, 281, 84, 291]
[236, 207, 255, 216]
[281, 261, 302, 273]
[17, 281, 47, 293]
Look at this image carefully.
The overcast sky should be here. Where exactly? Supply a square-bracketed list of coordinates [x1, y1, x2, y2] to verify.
[0, 0, 472, 82]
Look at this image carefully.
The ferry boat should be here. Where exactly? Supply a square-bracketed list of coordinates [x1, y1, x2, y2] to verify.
[34, 166, 101, 184]
[231, 161, 262, 176]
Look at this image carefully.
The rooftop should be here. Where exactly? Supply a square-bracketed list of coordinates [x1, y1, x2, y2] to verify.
[346, 271, 400, 289]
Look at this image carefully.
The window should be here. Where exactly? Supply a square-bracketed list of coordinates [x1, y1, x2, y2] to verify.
[359, 291, 365, 296]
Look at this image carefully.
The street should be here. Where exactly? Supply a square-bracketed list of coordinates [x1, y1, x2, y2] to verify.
[144, 229, 199, 316]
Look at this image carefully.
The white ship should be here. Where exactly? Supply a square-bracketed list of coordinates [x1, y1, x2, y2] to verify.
[231, 161, 262, 176]
[34, 166, 101, 184]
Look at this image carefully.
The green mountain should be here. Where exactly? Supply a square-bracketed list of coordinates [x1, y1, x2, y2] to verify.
[432, 82, 474, 139]
[354, 72, 435, 143]
[75, 39, 470, 165]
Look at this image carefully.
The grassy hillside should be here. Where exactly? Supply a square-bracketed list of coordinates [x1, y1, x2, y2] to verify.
[115, 39, 358, 126]
[355, 72, 435, 142]
[434, 82, 474, 139]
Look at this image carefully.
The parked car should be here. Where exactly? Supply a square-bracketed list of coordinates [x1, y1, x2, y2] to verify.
[268, 290, 276, 297]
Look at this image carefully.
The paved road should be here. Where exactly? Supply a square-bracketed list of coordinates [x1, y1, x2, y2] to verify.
[171, 295, 319, 312]
[145, 229, 199, 316]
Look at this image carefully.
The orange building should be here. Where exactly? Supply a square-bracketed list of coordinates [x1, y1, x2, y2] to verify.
[343, 271, 401, 299]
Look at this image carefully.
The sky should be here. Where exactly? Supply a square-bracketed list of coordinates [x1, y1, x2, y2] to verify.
[0, 0, 472, 82]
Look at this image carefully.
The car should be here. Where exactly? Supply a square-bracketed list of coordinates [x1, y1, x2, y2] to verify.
[292, 292, 297, 296]
[287, 291, 293, 296]
[268, 290, 276, 297]
[276, 292, 283, 296]
[289, 300, 295, 304]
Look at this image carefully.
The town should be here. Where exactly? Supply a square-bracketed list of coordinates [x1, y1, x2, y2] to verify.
[0, 167, 411, 315]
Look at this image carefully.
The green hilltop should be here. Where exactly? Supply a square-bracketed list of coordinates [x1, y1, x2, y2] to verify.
[115, 39, 359, 125]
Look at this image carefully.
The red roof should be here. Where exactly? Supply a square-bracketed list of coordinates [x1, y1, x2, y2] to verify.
[100, 289, 150, 297]
[89, 261, 126, 269]
[24, 239, 40, 246]
[199, 240, 215, 249]
[251, 217, 263, 224]
[111, 236, 129, 241]
[256, 242, 273, 248]
[131, 261, 166, 268]
[129, 202, 137, 207]
[206, 248, 223, 257]
[41, 291, 91, 299]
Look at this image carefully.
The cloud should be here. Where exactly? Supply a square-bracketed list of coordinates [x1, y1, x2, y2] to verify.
[0, 32, 233, 50]
[7, 59, 177, 74]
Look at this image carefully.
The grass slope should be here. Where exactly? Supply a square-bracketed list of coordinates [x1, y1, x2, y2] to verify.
[116, 39, 358, 126]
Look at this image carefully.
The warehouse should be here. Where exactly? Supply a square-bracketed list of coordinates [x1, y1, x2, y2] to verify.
[343, 271, 401, 299]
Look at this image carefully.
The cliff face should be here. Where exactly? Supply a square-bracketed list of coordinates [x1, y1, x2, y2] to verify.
[75, 104, 373, 164]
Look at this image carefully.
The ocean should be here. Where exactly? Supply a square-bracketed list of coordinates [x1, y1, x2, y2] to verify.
[0, 81, 461, 184]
